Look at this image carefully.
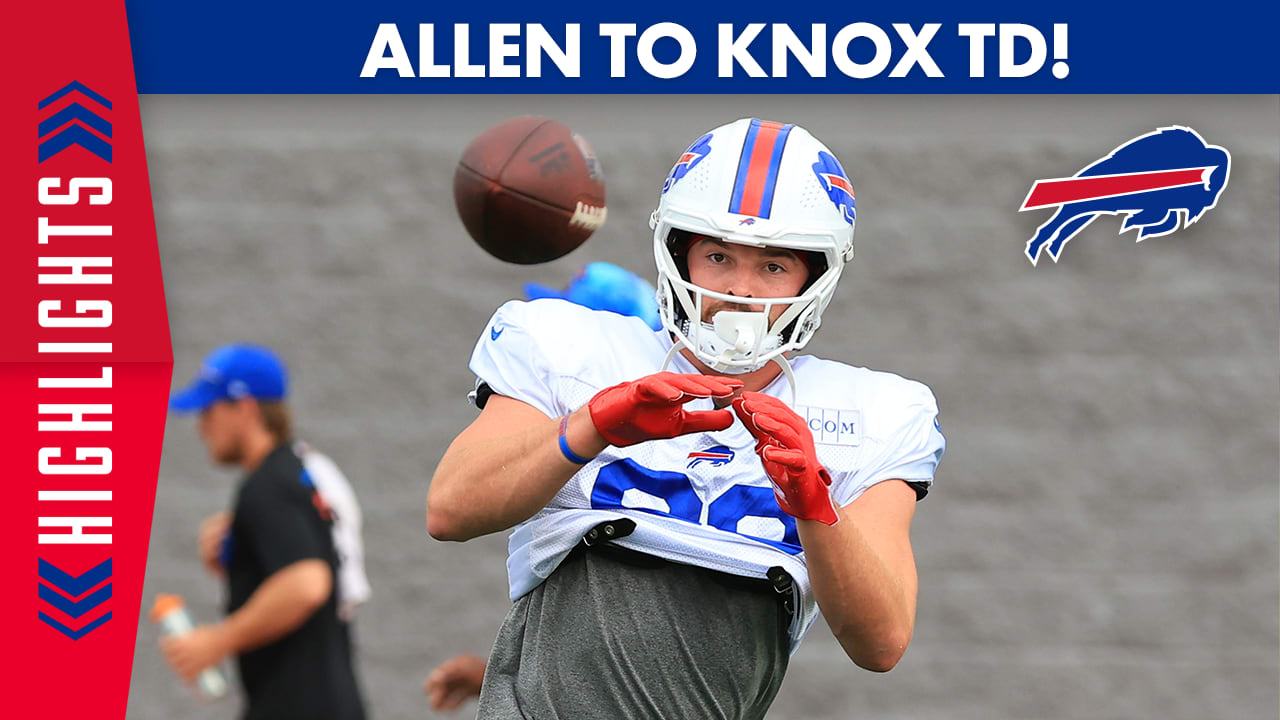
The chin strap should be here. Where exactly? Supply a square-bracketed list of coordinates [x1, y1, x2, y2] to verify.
[659, 342, 682, 374]
[772, 354, 798, 406]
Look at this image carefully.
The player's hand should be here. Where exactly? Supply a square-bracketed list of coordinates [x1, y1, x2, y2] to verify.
[160, 625, 230, 684]
[424, 653, 487, 712]
[198, 510, 231, 577]
[733, 391, 840, 526]
[588, 372, 743, 447]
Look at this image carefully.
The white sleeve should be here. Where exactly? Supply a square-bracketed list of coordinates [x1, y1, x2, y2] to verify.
[296, 445, 372, 616]
[468, 300, 565, 419]
[833, 383, 945, 506]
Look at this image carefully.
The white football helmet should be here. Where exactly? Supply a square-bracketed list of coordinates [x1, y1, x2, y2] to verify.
[651, 118, 856, 375]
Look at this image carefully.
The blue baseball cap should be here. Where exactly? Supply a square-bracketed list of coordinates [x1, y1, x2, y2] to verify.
[524, 262, 662, 330]
[169, 344, 288, 413]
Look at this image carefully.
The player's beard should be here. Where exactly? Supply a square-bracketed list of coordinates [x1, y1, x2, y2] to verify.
[700, 300, 756, 324]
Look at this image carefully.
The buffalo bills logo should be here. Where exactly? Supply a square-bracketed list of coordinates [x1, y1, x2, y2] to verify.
[1022, 126, 1231, 265]
[663, 133, 712, 193]
[739, 217, 756, 226]
[812, 151, 855, 225]
[687, 445, 734, 468]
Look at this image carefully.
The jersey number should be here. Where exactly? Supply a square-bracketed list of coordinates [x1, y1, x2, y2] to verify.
[589, 459, 802, 555]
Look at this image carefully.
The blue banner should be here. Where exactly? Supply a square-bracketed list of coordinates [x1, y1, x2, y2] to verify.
[125, 0, 1280, 93]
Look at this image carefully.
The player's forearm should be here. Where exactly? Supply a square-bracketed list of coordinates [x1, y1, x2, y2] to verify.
[216, 559, 332, 655]
[798, 514, 916, 672]
[428, 406, 606, 541]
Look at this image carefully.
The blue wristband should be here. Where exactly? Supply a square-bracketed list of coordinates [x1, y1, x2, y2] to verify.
[558, 415, 592, 465]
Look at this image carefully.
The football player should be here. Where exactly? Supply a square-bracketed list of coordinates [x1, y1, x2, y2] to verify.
[427, 118, 945, 719]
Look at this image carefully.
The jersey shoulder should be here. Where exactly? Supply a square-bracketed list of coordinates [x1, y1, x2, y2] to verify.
[491, 297, 658, 340]
[794, 356, 939, 441]
[472, 299, 666, 416]
[484, 298, 662, 373]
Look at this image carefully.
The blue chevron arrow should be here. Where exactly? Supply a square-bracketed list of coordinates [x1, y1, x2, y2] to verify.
[38, 611, 111, 641]
[38, 558, 112, 596]
[38, 124, 112, 163]
[39, 102, 112, 139]
[38, 81, 112, 111]
[39, 582, 111, 619]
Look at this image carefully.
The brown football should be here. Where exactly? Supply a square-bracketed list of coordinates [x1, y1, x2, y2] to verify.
[454, 116, 607, 265]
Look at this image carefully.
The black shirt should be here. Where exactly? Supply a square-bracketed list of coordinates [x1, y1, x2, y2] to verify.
[227, 444, 365, 720]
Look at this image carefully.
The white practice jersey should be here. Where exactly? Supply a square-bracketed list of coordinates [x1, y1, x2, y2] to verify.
[470, 299, 945, 654]
[295, 441, 372, 621]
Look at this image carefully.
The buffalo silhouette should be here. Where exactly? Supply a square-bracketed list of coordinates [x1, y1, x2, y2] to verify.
[1024, 126, 1231, 264]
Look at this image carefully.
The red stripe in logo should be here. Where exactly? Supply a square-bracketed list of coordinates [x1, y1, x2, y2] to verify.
[823, 174, 853, 196]
[1021, 167, 1214, 210]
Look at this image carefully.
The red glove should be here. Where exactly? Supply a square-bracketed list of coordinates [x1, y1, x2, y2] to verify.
[589, 372, 743, 447]
[732, 391, 840, 526]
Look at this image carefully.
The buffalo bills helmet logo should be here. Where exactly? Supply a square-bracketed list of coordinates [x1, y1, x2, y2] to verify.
[812, 151, 856, 225]
[687, 445, 734, 468]
[1022, 126, 1231, 265]
[663, 133, 713, 194]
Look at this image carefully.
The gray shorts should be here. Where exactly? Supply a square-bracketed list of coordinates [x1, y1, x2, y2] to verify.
[476, 545, 790, 720]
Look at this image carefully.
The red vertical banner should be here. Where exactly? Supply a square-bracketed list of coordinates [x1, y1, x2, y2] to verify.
[1, 1, 171, 717]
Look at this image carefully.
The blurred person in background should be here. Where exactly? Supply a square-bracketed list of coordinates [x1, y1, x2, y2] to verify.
[198, 442, 372, 622]
[162, 343, 367, 720]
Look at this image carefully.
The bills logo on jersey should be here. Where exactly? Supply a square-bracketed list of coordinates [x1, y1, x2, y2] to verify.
[663, 133, 712, 193]
[738, 217, 756, 226]
[1022, 126, 1231, 265]
[687, 445, 734, 468]
[812, 151, 855, 225]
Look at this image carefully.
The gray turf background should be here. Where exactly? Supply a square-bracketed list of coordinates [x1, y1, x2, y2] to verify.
[128, 96, 1279, 720]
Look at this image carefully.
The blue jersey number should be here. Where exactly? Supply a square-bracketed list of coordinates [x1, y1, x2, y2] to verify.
[589, 459, 801, 554]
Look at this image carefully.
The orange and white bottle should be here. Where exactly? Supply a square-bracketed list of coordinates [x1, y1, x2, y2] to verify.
[150, 594, 228, 700]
